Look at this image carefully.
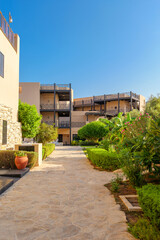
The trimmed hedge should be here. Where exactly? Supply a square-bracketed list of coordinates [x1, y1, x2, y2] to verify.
[42, 143, 55, 160]
[87, 148, 121, 171]
[71, 141, 79, 146]
[138, 184, 160, 229]
[80, 140, 99, 146]
[0, 150, 38, 169]
[71, 140, 99, 146]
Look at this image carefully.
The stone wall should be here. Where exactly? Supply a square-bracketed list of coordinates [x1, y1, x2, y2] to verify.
[0, 104, 22, 150]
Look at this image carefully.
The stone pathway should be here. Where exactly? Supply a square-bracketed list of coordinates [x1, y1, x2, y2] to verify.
[0, 146, 134, 240]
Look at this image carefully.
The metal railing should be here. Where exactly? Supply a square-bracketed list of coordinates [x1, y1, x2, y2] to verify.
[56, 84, 70, 90]
[71, 122, 86, 128]
[57, 121, 70, 128]
[55, 103, 70, 110]
[40, 84, 70, 91]
[40, 84, 55, 90]
[74, 92, 140, 107]
[42, 120, 70, 128]
[40, 104, 54, 110]
[0, 12, 16, 50]
[42, 121, 54, 125]
[40, 103, 70, 110]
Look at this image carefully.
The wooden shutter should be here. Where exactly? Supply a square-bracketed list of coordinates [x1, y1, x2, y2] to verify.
[2, 120, 7, 145]
[0, 52, 4, 78]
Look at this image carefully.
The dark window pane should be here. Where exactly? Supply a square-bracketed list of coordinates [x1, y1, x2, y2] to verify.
[0, 52, 4, 78]
[2, 120, 7, 145]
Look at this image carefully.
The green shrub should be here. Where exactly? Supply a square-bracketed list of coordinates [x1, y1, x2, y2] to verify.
[111, 180, 119, 192]
[42, 143, 55, 160]
[80, 140, 99, 146]
[120, 149, 145, 187]
[36, 123, 58, 145]
[137, 184, 160, 229]
[87, 148, 121, 171]
[71, 140, 79, 146]
[78, 121, 108, 142]
[129, 218, 160, 240]
[0, 150, 38, 169]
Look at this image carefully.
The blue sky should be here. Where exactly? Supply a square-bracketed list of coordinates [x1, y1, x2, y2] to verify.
[1, 0, 160, 99]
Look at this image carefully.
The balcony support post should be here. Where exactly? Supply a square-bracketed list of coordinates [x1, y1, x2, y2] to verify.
[93, 96, 95, 111]
[118, 93, 120, 113]
[91, 99, 92, 111]
[82, 100, 84, 111]
[54, 83, 56, 124]
[104, 94, 106, 113]
[69, 83, 72, 145]
[130, 91, 133, 111]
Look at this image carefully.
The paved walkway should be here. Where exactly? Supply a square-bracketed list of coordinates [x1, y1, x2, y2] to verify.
[0, 146, 134, 240]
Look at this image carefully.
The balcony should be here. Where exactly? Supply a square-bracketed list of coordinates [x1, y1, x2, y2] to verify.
[40, 103, 70, 111]
[40, 84, 71, 91]
[0, 12, 17, 50]
[74, 99, 93, 107]
[55, 103, 70, 110]
[40, 104, 54, 110]
[57, 121, 70, 128]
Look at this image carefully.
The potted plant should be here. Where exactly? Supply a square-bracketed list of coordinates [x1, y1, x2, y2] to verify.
[15, 151, 28, 170]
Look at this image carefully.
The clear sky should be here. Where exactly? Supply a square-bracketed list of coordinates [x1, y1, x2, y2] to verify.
[1, 0, 160, 99]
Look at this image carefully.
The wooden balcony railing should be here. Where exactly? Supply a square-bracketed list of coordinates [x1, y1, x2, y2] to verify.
[0, 12, 16, 50]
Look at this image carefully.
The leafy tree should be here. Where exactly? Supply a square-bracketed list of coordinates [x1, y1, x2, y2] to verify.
[78, 121, 107, 142]
[18, 101, 42, 138]
[36, 123, 58, 144]
[145, 95, 160, 120]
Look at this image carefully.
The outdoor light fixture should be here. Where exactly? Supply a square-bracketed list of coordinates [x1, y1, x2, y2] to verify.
[9, 12, 13, 24]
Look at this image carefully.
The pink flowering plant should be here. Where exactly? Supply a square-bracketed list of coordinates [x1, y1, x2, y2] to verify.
[120, 113, 151, 151]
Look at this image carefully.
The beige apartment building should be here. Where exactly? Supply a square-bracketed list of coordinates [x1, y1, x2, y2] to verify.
[20, 82, 145, 145]
[0, 11, 22, 150]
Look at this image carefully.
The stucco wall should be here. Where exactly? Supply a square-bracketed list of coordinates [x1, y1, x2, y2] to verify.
[19, 82, 40, 112]
[139, 95, 146, 112]
[0, 30, 20, 122]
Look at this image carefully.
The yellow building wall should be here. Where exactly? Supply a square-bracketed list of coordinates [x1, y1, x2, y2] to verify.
[0, 30, 20, 122]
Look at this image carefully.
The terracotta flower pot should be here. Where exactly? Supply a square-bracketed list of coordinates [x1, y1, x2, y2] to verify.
[15, 156, 28, 170]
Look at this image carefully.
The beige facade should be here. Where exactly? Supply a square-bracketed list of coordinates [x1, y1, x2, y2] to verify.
[20, 82, 40, 112]
[0, 12, 22, 150]
[0, 25, 20, 122]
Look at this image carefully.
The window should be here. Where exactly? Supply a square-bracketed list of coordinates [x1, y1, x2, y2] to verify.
[115, 106, 117, 109]
[0, 52, 4, 78]
[58, 134, 63, 142]
[73, 134, 78, 141]
[2, 120, 7, 145]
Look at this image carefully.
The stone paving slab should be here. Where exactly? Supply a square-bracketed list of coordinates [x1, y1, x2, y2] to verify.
[0, 168, 29, 178]
[0, 177, 14, 195]
[0, 146, 134, 240]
